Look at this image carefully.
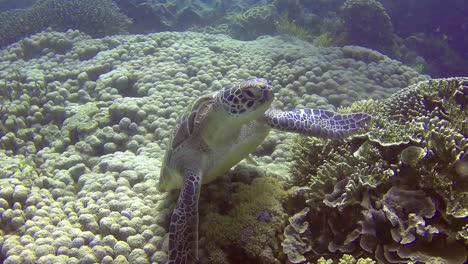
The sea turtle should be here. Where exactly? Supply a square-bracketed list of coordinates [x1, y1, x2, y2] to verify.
[158, 78, 370, 263]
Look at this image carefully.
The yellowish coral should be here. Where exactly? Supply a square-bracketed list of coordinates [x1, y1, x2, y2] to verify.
[317, 254, 377, 264]
[313, 33, 333, 47]
[204, 177, 287, 263]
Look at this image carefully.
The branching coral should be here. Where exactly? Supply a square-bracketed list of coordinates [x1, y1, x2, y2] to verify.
[285, 77, 468, 263]
[384, 78, 468, 218]
[276, 12, 313, 42]
[226, 5, 278, 41]
[313, 33, 333, 47]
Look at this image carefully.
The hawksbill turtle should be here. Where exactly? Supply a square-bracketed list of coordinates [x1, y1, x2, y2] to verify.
[158, 78, 370, 263]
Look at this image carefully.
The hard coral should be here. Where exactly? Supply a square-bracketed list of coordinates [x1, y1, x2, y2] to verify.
[340, 0, 398, 56]
[0, 29, 427, 263]
[202, 177, 287, 264]
[276, 12, 313, 42]
[286, 77, 468, 263]
[227, 5, 278, 40]
[0, 0, 131, 47]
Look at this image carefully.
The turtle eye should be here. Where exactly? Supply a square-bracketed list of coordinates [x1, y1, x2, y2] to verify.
[243, 89, 255, 98]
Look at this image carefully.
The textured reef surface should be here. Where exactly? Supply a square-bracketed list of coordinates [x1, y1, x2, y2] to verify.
[1, 30, 465, 263]
[286, 77, 468, 263]
[1, 0, 467, 78]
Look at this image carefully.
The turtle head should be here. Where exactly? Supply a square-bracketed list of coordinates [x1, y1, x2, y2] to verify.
[216, 78, 274, 119]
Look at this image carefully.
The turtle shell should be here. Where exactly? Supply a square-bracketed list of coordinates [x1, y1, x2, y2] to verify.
[158, 92, 215, 191]
[170, 92, 215, 149]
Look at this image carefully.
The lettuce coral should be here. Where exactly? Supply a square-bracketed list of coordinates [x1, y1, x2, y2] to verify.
[285, 77, 468, 263]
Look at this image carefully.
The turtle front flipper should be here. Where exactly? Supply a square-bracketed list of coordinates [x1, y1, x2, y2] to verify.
[168, 168, 202, 264]
[265, 108, 370, 139]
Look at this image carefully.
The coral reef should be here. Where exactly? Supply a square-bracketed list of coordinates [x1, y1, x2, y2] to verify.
[114, 0, 208, 33]
[339, 0, 398, 56]
[274, 0, 344, 35]
[113, 1, 281, 39]
[226, 5, 278, 40]
[0, 0, 35, 12]
[312, 33, 333, 47]
[379, 0, 468, 75]
[0, 29, 427, 263]
[285, 77, 468, 263]
[276, 12, 313, 42]
[273, 0, 466, 77]
[202, 176, 287, 263]
[403, 33, 468, 77]
[0, 0, 131, 47]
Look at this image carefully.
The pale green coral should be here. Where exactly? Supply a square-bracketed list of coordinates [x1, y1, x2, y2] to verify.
[313, 33, 333, 47]
[203, 177, 286, 263]
[339, 99, 421, 146]
[339, 254, 359, 264]
[62, 102, 100, 135]
[0, 29, 429, 263]
[384, 78, 468, 219]
[290, 135, 391, 209]
[400, 146, 427, 167]
[356, 258, 377, 264]
[317, 255, 376, 264]
[317, 257, 333, 264]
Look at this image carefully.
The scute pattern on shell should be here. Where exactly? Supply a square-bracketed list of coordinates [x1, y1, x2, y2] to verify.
[171, 93, 215, 150]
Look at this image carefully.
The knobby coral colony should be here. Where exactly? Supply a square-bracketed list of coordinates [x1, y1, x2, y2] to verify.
[286, 77, 468, 263]
[0, 0, 131, 47]
[341, 0, 397, 56]
[0, 28, 448, 263]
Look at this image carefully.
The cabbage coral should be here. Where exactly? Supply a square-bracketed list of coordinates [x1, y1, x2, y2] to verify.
[285, 77, 468, 263]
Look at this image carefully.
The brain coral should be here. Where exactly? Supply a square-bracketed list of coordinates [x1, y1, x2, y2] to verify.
[286, 77, 468, 263]
[0, 29, 427, 263]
